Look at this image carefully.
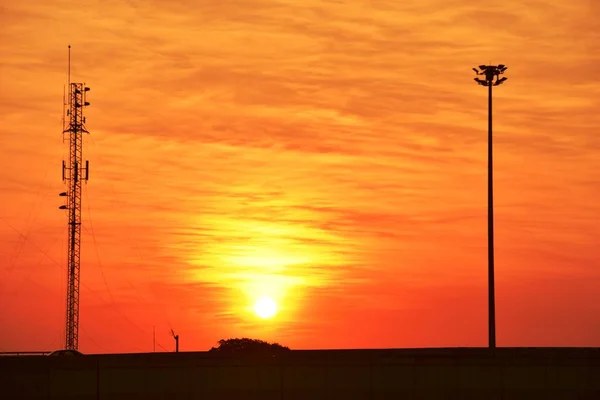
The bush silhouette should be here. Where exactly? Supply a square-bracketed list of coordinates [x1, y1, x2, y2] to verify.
[209, 338, 290, 355]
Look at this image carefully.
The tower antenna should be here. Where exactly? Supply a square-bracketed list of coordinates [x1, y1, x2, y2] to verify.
[68, 44, 71, 87]
[58, 45, 91, 351]
[62, 46, 70, 137]
[62, 85, 65, 136]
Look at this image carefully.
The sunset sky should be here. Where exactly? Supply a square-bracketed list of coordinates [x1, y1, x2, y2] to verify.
[1, 0, 599, 353]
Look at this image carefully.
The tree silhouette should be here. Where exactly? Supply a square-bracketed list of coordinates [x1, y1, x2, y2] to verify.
[209, 338, 290, 355]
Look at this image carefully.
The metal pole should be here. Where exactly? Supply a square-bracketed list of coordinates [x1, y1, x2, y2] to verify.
[474, 64, 506, 349]
[488, 82, 496, 349]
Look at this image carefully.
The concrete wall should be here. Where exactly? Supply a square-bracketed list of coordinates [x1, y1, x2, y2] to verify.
[1, 348, 598, 399]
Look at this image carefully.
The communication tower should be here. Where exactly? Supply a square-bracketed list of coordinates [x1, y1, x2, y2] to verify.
[58, 45, 91, 350]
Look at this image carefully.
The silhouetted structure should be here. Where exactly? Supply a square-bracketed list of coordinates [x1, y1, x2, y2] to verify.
[209, 338, 291, 355]
[1, 347, 598, 399]
[473, 64, 508, 349]
[58, 45, 91, 351]
[170, 329, 179, 353]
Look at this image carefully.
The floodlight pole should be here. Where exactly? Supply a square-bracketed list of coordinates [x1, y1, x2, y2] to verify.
[487, 77, 495, 350]
[473, 64, 507, 349]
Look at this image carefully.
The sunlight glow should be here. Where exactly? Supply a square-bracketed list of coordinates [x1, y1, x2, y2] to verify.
[254, 296, 277, 319]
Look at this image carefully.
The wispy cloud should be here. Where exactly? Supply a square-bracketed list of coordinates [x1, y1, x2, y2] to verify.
[0, 0, 598, 351]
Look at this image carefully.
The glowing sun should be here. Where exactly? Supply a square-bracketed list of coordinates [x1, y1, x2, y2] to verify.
[254, 296, 277, 319]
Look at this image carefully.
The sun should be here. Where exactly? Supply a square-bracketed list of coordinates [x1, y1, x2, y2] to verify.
[254, 296, 277, 319]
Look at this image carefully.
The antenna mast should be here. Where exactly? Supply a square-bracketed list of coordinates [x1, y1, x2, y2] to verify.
[59, 45, 91, 351]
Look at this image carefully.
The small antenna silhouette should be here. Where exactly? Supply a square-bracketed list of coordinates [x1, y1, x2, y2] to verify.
[170, 329, 179, 353]
[62, 85, 66, 137]
[68, 44, 71, 87]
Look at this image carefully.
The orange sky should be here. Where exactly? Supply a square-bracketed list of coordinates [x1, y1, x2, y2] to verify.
[1, 0, 599, 353]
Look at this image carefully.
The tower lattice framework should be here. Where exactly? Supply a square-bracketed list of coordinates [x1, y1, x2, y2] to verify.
[60, 79, 90, 351]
